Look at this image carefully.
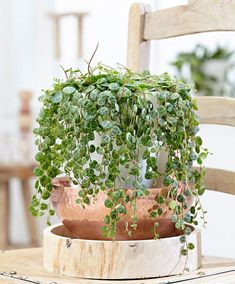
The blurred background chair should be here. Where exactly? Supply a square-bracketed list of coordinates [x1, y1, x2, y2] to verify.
[0, 91, 37, 249]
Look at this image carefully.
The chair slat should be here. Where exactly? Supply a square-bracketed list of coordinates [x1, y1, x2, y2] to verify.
[196, 96, 235, 127]
[194, 167, 235, 195]
[144, 1, 235, 40]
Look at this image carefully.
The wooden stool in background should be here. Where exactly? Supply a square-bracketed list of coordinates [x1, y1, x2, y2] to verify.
[0, 164, 37, 250]
[48, 11, 89, 59]
[0, 90, 38, 249]
[0, 175, 9, 249]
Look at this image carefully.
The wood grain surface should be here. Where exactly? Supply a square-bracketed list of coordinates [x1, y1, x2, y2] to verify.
[144, 0, 235, 40]
[43, 225, 201, 279]
[0, 248, 235, 283]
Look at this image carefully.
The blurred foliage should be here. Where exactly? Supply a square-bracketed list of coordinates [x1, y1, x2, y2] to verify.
[171, 45, 235, 97]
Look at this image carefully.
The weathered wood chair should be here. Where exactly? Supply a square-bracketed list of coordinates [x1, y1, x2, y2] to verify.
[127, 0, 235, 195]
[126, 0, 235, 281]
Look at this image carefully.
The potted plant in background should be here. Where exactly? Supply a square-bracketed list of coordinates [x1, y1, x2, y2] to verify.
[171, 44, 235, 97]
[31, 63, 208, 258]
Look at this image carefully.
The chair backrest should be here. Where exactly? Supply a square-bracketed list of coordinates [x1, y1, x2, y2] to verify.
[127, 0, 235, 195]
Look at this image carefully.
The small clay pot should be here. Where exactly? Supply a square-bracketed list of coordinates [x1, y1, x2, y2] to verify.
[51, 177, 191, 240]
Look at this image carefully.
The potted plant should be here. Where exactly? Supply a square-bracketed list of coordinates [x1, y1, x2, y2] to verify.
[171, 44, 235, 97]
[31, 63, 208, 257]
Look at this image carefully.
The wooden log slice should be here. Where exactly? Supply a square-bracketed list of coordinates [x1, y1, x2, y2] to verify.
[43, 224, 202, 279]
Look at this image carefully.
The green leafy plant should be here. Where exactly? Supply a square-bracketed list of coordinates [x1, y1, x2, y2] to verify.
[171, 44, 235, 97]
[31, 63, 208, 255]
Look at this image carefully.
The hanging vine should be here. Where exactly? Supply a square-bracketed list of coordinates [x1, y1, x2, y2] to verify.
[31, 64, 208, 255]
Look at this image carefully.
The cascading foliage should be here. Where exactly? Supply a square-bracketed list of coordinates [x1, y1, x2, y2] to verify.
[32, 64, 208, 255]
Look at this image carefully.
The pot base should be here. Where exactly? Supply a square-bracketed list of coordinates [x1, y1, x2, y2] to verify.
[43, 224, 202, 279]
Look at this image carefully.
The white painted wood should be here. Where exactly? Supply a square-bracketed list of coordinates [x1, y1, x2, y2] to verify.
[43, 224, 202, 280]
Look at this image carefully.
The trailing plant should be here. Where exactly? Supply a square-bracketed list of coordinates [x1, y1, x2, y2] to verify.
[171, 44, 235, 97]
[31, 63, 208, 255]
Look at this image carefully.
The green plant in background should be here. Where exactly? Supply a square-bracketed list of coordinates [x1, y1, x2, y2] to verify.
[171, 44, 235, 97]
[31, 63, 208, 255]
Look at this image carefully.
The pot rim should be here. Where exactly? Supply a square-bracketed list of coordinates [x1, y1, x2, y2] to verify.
[49, 224, 195, 243]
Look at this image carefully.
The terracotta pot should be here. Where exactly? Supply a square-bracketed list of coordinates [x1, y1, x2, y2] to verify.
[51, 177, 191, 240]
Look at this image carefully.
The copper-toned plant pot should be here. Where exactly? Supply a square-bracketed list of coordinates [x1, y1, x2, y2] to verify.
[51, 177, 190, 240]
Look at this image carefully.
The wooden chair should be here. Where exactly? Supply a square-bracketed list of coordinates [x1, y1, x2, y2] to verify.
[126, 0, 235, 281]
[127, 0, 235, 194]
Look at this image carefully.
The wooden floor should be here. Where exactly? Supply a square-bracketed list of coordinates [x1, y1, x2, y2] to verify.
[0, 248, 235, 283]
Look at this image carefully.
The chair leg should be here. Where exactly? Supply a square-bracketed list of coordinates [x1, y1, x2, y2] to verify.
[21, 179, 39, 247]
[0, 180, 9, 249]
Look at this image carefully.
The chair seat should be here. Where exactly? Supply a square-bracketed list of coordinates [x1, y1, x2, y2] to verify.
[0, 248, 235, 283]
[0, 164, 35, 180]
